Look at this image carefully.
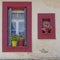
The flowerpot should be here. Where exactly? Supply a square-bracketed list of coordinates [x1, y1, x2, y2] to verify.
[18, 40, 24, 46]
[11, 40, 17, 47]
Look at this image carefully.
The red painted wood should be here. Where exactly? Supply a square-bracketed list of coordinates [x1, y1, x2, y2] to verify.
[2, 2, 32, 52]
[38, 13, 56, 39]
[9, 7, 25, 10]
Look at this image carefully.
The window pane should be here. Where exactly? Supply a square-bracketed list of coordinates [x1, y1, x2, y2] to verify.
[12, 11, 24, 20]
[12, 13, 17, 19]
[18, 14, 24, 19]
[11, 22, 16, 35]
[8, 9, 26, 46]
[11, 31, 16, 35]
[19, 22, 25, 35]
[42, 19, 51, 33]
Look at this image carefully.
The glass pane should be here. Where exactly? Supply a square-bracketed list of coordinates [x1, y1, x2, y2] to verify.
[19, 22, 25, 34]
[8, 9, 26, 47]
[12, 10, 24, 20]
[11, 31, 16, 35]
[42, 19, 51, 33]
[19, 13, 24, 19]
[11, 22, 16, 35]
[11, 22, 16, 31]
[12, 13, 17, 19]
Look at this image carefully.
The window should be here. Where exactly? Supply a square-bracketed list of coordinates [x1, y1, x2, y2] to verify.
[2, 2, 32, 52]
[8, 9, 27, 46]
[42, 19, 51, 33]
[38, 13, 55, 39]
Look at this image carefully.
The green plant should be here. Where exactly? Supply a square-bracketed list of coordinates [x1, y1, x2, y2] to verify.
[18, 34, 24, 40]
[11, 34, 18, 41]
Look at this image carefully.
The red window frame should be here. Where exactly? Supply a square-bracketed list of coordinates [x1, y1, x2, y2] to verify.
[38, 13, 56, 39]
[2, 2, 32, 52]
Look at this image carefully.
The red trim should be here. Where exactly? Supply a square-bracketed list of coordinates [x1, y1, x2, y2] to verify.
[2, 2, 32, 52]
[38, 13, 56, 39]
[8, 7, 25, 10]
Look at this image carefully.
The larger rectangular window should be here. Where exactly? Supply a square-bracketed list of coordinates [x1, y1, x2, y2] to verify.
[8, 9, 27, 46]
[2, 2, 32, 52]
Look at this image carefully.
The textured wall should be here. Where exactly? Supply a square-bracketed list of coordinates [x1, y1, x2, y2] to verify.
[1, 0, 60, 59]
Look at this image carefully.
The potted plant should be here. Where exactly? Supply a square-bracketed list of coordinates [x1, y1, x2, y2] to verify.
[11, 35, 18, 47]
[18, 34, 24, 46]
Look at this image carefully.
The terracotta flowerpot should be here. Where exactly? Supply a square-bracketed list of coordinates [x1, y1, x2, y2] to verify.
[11, 40, 17, 47]
[18, 40, 24, 46]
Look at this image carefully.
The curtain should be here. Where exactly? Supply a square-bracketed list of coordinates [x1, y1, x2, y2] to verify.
[8, 8, 12, 46]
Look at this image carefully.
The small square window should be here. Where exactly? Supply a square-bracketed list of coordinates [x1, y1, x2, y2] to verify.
[38, 13, 56, 39]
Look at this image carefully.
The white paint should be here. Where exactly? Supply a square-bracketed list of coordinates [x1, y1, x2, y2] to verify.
[0, 0, 60, 59]
[12, 10, 24, 14]
[12, 19, 24, 35]
[12, 19, 25, 22]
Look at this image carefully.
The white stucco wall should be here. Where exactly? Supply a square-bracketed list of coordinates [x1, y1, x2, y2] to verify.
[0, 0, 60, 59]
